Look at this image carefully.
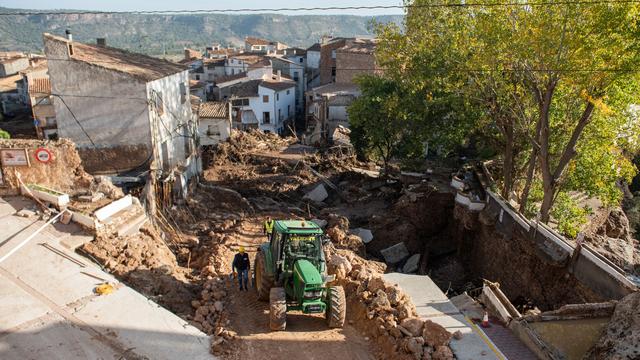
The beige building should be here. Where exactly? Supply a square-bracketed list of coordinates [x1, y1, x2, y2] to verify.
[28, 78, 58, 139]
[197, 101, 232, 146]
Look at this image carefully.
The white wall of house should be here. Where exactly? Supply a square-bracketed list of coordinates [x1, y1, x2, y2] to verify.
[45, 38, 152, 173]
[0, 57, 29, 77]
[199, 117, 231, 146]
[253, 84, 295, 133]
[146, 71, 196, 173]
[307, 51, 320, 69]
[204, 65, 225, 82]
[225, 58, 248, 75]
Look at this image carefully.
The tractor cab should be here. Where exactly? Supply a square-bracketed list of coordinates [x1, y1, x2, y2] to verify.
[254, 219, 345, 331]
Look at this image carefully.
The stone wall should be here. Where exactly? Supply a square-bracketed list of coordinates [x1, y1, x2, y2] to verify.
[335, 51, 378, 84]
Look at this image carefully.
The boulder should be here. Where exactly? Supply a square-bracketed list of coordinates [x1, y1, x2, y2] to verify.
[400, 317, 425, 337]
[380, 242, 410, 264]
[351, 228, 374, 243]
[403, 254, 421, 273]
[432, 345, 454, 360]
[328, 254, 353, 279]
[371, 289, 391, 309]
[385, 284, 404, 305]
[422, 320, 452, 347]
[311, 218, 328, 228]
[303, 184, 329, 202]
[367, 276, 387, 293]
[403, 337, 425, 358]
[213, 301, 224, 312]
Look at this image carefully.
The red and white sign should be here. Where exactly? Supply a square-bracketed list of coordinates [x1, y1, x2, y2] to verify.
[34, 148, 53, 163]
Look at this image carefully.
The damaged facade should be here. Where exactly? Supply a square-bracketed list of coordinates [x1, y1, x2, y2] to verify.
[43, 32, 201, 199]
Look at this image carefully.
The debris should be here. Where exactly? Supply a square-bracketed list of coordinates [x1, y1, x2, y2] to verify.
[303, 184, 329, 202]
[94, 283, 115, 295]
[380, 242, 410, 264]
[351, 228, 374, 244]
[311, 218, 328, 228]
[78, 192, 105, 203]
[16, 208, 37, 218]
[402, 254, 421, 274]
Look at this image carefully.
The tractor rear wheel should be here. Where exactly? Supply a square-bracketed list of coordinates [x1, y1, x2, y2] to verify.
[326, 286, 346, 328]
[270, 287, 287, 331]
[254, 251, 273, 301]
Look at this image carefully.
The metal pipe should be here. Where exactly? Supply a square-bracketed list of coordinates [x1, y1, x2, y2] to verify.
[0, 210, 68, 264]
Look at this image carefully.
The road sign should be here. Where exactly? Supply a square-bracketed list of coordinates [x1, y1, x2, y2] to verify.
[34, 148, 53, 164]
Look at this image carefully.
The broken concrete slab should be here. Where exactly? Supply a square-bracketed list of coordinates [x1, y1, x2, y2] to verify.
[380, 242, 410, 264]
[78, 192, 105, 203]
[403, 254, 421, 273]
[16, 208, 37, 218]
[351, 228, 373, 244]
[303, 184, 329, 202]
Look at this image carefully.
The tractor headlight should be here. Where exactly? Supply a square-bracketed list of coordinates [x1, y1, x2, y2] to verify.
[304, 289, 323, 299]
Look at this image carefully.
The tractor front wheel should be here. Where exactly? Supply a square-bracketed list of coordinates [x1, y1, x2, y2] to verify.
[254, 251, 273, 301]
[326, 286, 346, 328]
[270, 287, 287, 331]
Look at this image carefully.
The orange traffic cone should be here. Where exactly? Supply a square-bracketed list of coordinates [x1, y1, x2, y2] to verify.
[481, 312, 490, 328]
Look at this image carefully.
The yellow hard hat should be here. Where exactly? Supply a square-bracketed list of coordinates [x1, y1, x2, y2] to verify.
[239, 246, 245, 253]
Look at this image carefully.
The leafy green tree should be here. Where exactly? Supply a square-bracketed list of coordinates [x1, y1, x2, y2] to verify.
[0, 129, 9, 139]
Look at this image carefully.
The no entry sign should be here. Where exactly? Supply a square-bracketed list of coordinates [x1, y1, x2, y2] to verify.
[34, 148, 53, 164]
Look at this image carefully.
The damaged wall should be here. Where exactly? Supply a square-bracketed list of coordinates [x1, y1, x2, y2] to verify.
[455, 191, 637, 310]
[0, 138, 91, 196]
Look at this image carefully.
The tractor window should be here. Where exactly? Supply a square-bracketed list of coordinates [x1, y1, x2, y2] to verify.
[286, 235, 321, 259]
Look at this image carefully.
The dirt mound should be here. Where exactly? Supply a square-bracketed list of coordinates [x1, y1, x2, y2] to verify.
[0, 138, 92, 195]
[585, 291, 640, 359]
[584, 207, 640, 276]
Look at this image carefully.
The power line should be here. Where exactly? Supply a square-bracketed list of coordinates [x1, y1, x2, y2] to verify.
[1, 0, 639, 16]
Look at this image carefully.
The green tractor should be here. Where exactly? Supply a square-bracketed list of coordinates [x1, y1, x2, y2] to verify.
[253, 220, 346, 331]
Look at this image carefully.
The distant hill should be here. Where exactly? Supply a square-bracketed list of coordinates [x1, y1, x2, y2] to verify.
[0, 8, 403, 56]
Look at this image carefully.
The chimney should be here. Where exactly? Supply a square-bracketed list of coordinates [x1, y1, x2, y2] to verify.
[276, 70, 282, 81]
[65, 29, 72, 41]
[184, 48, 191, 60]
[96, 38, 106, 47]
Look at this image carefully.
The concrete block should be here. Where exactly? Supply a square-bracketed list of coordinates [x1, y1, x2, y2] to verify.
[351, 228, 374, 243]
[380, 242, 409, 264]
[94, 195, 133, 222]
[303, 184, 328, 202]
[78, 192, 105, 203]
[402, 253, 420, 273]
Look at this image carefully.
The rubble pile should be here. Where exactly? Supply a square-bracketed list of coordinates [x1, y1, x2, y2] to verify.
[584, 207, 640, 276]
[324, 213, 366, 255]
[184, 276, 236, 356]
[209, 129, 295, 167]
[585, 291, 640, 359]
[325, 246, 455, 360]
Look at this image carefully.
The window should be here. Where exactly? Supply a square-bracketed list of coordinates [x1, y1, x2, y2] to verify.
[299, 57, 303, 63]
[195, 75, 200, 80]
[276, 93, 279, 101]
[331, 67, 336, 76]
[331, 50, 336, 59]
[278, 109, 282, 121]
[287, 105, 290, 117]
[231, 98, 249, 107]
[153, 91, 165, 116]
[263, 95, 269, 103]
[180, 82, 187, 104]
[293, 72, 299, 82]
[286, 89, 290, 95]
[35, 96, 50, 105]
[263, 111, 271, 124]
[231, 68, 235, 75]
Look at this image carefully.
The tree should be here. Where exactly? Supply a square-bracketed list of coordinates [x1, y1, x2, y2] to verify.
[0, 129, 9, 139]
[348, 76, 421, 172]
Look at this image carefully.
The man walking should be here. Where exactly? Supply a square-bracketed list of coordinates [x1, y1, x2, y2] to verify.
[263, 216, 275, 240]
[232, 246, 250, 291]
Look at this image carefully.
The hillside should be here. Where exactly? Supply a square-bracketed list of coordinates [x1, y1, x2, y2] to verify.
[0, 8, 403, 55]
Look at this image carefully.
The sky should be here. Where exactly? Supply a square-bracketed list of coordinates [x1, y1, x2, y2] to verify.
[0, 0, 406, 16]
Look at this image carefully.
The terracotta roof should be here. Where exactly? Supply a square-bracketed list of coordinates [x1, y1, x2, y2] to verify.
[260, 79, 295, 92]
[184, 48, 201, 59]
[198, 101, 230, 119]
[248, 58, 272, 69]
[337, 39, 378, 54]
[245, 37, 272, 46]
[44, 33, 188, 82]
[204, 58, 226, 67]
[28, 77, 51, 94]
[228, 79, 261, 97]
[229, 54, 267, 64]
[307, 43, 321, 52]
[207, 48, 239, 57]
[189, 80, 205, 89]
[216, 72, 248, 85]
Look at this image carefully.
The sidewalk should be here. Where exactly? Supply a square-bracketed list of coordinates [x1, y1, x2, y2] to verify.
[0, 196, 213, 360]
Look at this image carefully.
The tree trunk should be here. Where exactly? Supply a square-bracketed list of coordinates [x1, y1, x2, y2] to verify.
[519, 149, 537, 212]
[501, 122, 515, 199]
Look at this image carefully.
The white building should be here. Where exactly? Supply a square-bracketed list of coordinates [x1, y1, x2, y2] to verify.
[304, 83, 360, 145]
[219, 72, 295, 134]
[244, 37, 287, 54]
[43, 33, 200, 193]
[270, 57, 306, 117]
[197, 101, 232, 145]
